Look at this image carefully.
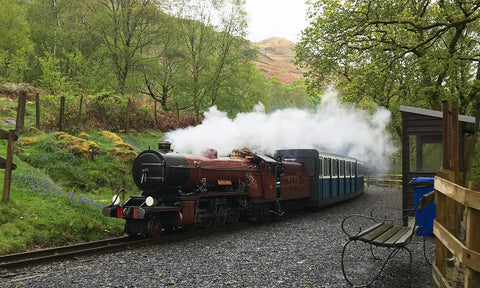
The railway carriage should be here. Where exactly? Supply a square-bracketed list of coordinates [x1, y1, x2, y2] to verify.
[103, 142, 364, 237]
[274, 149, 364, 207]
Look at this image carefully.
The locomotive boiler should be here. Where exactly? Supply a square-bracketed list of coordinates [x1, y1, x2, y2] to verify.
[103, 141, 364, 237]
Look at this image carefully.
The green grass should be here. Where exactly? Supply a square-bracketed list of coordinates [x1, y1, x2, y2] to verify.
[0, 127, 163, 255]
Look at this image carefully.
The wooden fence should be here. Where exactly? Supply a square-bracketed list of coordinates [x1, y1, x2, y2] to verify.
[433, 175, 480, 287]
[1, 129, 17, 202]
[365, 174, 402, 188]
[1, 91, 25, 202]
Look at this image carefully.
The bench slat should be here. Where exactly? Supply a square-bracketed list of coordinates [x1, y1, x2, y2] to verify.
[394, 226, 419, 245]
[360, 224, 393, 241]
[352, 222, 384, 239]
[373, 225, 404, 244]
[382, 226, 412, 245]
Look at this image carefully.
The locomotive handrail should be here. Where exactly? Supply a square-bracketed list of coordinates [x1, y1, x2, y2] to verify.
[106, 188, 125, 207]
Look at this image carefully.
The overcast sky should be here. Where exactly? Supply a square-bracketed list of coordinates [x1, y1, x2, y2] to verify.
[245, 0, 309, 43]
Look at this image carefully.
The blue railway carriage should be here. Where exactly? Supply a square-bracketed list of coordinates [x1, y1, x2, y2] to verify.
[274, 149, 364, 208]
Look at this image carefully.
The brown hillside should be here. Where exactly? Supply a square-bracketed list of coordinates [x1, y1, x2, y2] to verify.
[251, 37, 305, 83]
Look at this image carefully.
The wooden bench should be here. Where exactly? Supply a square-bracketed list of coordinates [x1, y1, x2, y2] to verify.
[340, 191, 435, 287]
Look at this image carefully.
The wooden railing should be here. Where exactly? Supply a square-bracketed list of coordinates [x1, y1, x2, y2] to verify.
[433, 175, 480, 287]
[365, 174, 402, 188]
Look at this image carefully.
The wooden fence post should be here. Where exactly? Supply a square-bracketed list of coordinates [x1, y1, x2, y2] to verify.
[79, 94, 84, 128]
[35, 92, 40, 129]
[433, 101, 478, 287]
[435, 101, 462, 277]
[2, 130, 17, 202]
[466, 183, 480, 287]
[59, 95, 65, 131]
[15, 91, 27, 135]
[154, 100, 157, 127]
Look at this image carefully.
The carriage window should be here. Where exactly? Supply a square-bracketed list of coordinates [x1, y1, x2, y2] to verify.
[319, 157, 323, 177]
[340, 160, 345, 176]
[352, 162, 357, 176]
[358, 164, 364, 176]
[296, 157, 316, 176]
[324, 158, 331, 176]
[346, 161, 351, 176]
[332, 159, 338, 177]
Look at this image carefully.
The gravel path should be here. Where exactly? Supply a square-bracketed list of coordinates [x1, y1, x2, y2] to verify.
[1, 187, 435, 288]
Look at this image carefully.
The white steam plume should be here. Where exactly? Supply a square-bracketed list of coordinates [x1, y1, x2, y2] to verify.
[165, 90, 394, 171]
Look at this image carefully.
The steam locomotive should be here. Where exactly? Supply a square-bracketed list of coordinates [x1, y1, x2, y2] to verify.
[103, 141, 364, 237]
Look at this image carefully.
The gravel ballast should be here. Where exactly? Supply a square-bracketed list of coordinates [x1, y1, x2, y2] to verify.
[1, 187, 435, 287]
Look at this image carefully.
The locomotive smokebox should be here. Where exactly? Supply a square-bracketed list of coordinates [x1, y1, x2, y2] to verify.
[132, 149, 191, 194]
[158, 141, 172, 153]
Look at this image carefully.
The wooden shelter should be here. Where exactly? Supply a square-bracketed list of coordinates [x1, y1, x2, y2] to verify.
[400, 105, 476, 215]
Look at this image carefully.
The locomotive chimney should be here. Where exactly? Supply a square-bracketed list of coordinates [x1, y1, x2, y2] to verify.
[158, 141, 172, 153]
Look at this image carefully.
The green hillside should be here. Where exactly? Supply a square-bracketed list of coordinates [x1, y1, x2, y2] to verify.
[0, 95, 165, 254]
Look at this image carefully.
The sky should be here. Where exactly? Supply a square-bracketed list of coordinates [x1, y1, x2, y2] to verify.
[245, 0, 309, 43]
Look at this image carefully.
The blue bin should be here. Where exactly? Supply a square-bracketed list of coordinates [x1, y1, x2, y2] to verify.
[410, 177, 436, 236]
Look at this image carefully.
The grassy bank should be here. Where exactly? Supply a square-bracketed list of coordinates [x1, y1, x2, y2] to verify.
[0, 129, 163, 255]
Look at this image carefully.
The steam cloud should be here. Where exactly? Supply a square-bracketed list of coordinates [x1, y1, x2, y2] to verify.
[165, 90, 394, 171]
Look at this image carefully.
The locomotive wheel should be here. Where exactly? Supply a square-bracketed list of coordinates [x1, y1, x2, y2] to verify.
[216, 214, 228, 226]
[203, 216, 215, 228]
[227, 211, 240, 224]
[147, 218, 163, 238]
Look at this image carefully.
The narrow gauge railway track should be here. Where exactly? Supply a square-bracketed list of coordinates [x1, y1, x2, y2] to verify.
[0, 222, 253, 274]
[0, 236, 149, 272]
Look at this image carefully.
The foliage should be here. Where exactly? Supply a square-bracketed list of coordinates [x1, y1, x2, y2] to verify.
[153, 0, 254, 122]
[297, 0, 480, 178]
[0, 154, 124, 254]
[0, 0, 314, 124]
[39, 51, 68, 94]
[0, 0, 33, 82]
[0, 128, 165, 254]
[85, 0, 159, 97]
[297, 1, 480, 119]
[0, 0, 318, 256]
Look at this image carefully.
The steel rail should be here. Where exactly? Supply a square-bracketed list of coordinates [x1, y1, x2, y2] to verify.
[0, 236, 153, 271]
[0, 222, 253, 273]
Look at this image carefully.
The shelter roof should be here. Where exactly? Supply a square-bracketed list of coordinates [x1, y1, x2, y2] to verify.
[400, 105, 476, 132]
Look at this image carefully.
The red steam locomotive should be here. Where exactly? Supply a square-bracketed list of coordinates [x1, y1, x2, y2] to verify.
[103, 141, 364, 237]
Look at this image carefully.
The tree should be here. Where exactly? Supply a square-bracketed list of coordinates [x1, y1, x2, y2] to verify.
[297, 0, 480, 177]
[216, 61, 268, 116]
[167, 0, 251, 123]
[297, 0, 480, 120]
[85, 0, 160, 133]
[86, 0, 159, 97]
[206, 0, 250, 107]
[0, 0, 33, 82]
[39, 50, 66, 93]
[141, 12, 186, 111]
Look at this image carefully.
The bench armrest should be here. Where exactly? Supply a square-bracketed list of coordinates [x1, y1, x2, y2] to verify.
[341, 214, 386, 238]
[342, 206, 416, 238]
[369, 206, 415, 222]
